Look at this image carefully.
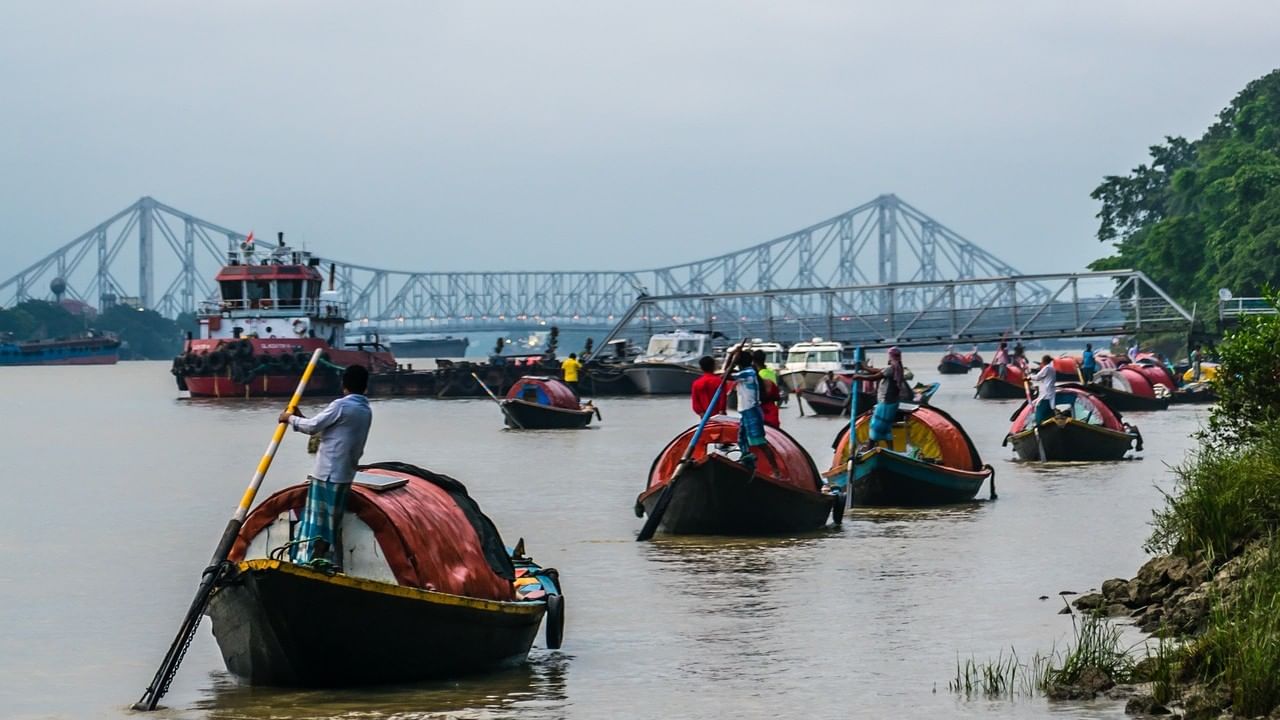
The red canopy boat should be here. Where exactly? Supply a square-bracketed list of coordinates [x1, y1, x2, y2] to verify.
[212, 462, 564, 686]
[1085, 366, 1172, 411]
[634, 418, 839, 535]
[828, 405, 993, 506]
[1004, 386, 1142, 461]
[501, 376, 598, 429]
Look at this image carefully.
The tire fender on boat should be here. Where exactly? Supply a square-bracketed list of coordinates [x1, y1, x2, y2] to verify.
[207, 350, 229, 371]
[544, 593, 565, 650]
[830, 492, 845, 526]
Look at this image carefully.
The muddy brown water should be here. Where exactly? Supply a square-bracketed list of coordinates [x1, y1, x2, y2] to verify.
[0, 355, 1206, 719]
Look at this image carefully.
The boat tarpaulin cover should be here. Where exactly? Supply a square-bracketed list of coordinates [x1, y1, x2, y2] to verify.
[647, 418, 823, 493]
[232, 462, 516, 601]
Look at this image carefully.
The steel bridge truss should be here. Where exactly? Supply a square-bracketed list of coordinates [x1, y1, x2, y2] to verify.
[2, 194, 1048, 326]
[596, 270, 1192, 350]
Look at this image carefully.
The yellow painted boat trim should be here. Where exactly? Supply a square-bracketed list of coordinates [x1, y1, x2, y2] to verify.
[237, 559, 545, 617]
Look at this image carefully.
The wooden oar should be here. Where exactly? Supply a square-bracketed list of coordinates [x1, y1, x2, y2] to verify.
[1023, 376, 1047, 462]
[637, 348, 740, 542]
[472, 372, 524, 429]
[134, 348, 324, 711]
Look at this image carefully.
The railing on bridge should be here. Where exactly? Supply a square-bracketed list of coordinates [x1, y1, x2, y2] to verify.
[595, 270, 1191, 351]
[1219, 297, 1277, 320]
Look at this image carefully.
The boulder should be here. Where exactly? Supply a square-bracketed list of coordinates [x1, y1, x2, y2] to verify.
[1074, 592, 1105, 610]
[1102, 577, 1131, 600]
[1137, 555, 1190, 589]
[1125, 693, 1171, 715]
[1106, 603, 1131, 617]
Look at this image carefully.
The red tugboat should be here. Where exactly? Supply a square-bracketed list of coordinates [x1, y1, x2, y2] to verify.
[174, 237, 398, 398]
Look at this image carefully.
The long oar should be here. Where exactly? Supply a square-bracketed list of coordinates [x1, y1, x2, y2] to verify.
[841, 386, 862, 513]
[637, 348, 740, 541]
[134, 348, 324, 711]
[1023, 376, 1047, 462]
[472, 372, 524, 429]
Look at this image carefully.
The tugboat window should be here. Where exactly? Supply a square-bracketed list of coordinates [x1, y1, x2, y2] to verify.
[220, 281, 244, 303]
[278, 280, 303, 308]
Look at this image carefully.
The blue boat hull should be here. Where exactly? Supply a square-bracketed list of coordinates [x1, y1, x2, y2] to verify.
[849, 448, 990, 506]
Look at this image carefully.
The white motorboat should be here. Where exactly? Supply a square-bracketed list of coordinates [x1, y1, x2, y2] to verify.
[622, 331, 708, 394]
[779, 338, 845, 392]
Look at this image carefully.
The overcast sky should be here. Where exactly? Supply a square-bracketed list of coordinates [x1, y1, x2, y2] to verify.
[1, 1, 1276, 283]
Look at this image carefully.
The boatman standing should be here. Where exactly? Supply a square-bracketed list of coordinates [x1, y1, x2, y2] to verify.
[278, 364, 373, 571]
[734, 353, 778, 470]
[561, 352, 582, 397]
[1032, 355, 1057, 426]
[1081, 343, 1097, 383]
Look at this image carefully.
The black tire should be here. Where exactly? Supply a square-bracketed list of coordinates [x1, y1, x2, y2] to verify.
[277, 352, 296, 371]
[170, 356, 184, 376]
[544, 593, 565, 650]
[207, 350, 228, 372]
[234, 339, 253, 358]
[190, 354, 209, 374]
[830, 492, 845, 526]
[296, 352, 312, 369]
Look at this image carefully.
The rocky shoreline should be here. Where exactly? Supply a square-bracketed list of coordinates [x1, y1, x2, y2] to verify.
[1059, 542, 1274, 718]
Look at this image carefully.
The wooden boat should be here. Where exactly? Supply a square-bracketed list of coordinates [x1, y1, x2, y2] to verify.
[827, 405, 993, 506]
[211, 462, 564, 686]
[1171, 381, 1218, 404]
[937, 351, 982, 374]
[634, 418, 840, 535]
[974, 363, 1028, 399]
[501, 376, 598, 429]
[1086, 367, 1171, 411]
[799, 373, 876, 416]
[1004, 386, 1142, 461]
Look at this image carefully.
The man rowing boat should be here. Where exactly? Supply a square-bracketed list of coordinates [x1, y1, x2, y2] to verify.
[278, 364, 373, 571]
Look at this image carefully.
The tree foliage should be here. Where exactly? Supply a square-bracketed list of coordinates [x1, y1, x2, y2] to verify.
[1205, 293, 1280, 446]
[1090, 69, 1280, 313]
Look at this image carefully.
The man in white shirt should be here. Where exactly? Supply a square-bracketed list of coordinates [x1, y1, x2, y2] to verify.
[278, 364, 373, 570]
[1031, 355, 1057, 426]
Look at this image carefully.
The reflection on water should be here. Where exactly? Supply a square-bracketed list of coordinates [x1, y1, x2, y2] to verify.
[195, 652, 571, 720]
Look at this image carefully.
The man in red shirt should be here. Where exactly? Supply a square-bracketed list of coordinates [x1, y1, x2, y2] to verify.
[691, 356, 732, 416]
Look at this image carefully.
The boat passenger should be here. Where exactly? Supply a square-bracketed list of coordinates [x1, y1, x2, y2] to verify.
[1082, 343, 1097, 383]
[1032, 355, 1057, 426]
[691, 355, 730, 417]
[734, 353, 777, 470]
[753, 350, 782, 429]
[1189, 345, 1202, 382]
[278, 364, 373, 571]
[1012, 342, 1028, 371]
[561, 352, 582, 397]
[1127, 342, 1139, 363]
[992, 342, 1010, 380]
[755, 349, 783, 402]
[815, 371, 846, 397]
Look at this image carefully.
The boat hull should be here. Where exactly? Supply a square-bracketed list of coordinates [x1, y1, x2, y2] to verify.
[582, 365, 639, 395]
[502, 399, 594, 429]
[780, 369, 828, 393]
[623, 363, 700, 394]
[0, 337, 120, 366]
[937, 360, 971, 374]
[207, 560, 545, 687]
[846, 448, 990, 506]
[636, 455, 833, 536]
[975, 377, 1026, 399]
[1008, 418, 1136, 461]
[800, 390, 876, 416]
[1086, 384, 1171, 411]
[387, 337, 470, 358]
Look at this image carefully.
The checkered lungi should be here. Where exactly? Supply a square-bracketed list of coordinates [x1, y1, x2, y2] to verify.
[291, 476, 351, 567]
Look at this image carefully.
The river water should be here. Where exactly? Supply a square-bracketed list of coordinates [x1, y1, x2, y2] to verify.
[0, 353, 1206, 720]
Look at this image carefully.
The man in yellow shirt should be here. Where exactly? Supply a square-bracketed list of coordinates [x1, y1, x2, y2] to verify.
[561, 352, 582, 396]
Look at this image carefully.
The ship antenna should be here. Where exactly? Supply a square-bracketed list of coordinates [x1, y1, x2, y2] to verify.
[329, 263, 336, 291]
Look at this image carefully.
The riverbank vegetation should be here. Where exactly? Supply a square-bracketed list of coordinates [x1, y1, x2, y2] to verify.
[1089, 68, 1280, 317]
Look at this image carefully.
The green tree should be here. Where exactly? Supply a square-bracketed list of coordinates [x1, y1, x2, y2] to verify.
[1091, 69, 1280, 314]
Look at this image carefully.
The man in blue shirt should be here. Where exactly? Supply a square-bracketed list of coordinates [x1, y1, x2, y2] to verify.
[1081, 343, 1097, 383]
[278, 364, 373, 570]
